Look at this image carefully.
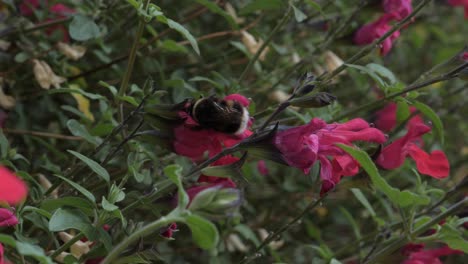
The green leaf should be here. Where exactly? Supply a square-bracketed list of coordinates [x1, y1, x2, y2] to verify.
[67, 150, 110, 182]
[196, 0, 238, 29]
[69, 15, 100, 41]
[164, 164, 189, 209]
[67, 119, 100, 146]
[102, 196, 119, 211]
[22, 206, 53, 219]
[48, 87, 105, 100]
[396, 99, 410, 123]
[330, 259, 343, 264]
[338, 145, 430, 207]
[49, 208, 97, 241]
[413, 101, 445, 145]
[350, 188, 376, 217]
[41, 197, 95, 215]
[185, 214, 219, 249]
[0, 234, 17, 247]
[200, 153, 246, 179]
[339, 207, 361, 240]
[240, 0, 284, 14]
[291, 3, 307, 22]
[0, 130, 9, 158]
[54, 174, 96, 203]
[166, 19, 200, 55]
[438, 225, 468, 253]
[305, 0, 324, 17]
[366, 63, 397, 84]
[108, 184, 126, 204]
[16, 242, 53, 264]
[345, 64, 386, 87]
[160, 39, 188, 53]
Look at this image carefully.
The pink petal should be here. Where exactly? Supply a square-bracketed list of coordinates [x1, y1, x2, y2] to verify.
[223, 94, 250, 107]
[0, 167, 28, 205]
[377, 135, 409, 169]
[0, 208, 18, 227]
[257, 160, 269, 176]
[0, 243, 4, 264]
[407, 144, 450, 178]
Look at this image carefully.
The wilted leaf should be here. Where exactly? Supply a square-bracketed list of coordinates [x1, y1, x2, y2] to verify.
[32, 60, 66, 89]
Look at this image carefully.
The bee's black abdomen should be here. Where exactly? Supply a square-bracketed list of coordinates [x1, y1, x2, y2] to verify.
[191, 97, 246, 134]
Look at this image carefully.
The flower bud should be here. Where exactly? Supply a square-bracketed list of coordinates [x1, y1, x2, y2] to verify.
[187, 185, 242, 218]
[289, 92, 337, 108]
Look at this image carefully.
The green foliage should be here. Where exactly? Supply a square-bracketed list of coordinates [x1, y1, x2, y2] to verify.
[1, 0, 466, 263]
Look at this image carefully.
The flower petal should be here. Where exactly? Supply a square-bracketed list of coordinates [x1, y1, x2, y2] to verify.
[0, 208, 18, 227]
[407, 144, 450, 178]
[0, 167, 28, 205]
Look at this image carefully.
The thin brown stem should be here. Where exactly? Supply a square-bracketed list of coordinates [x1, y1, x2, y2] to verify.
[3, 128, 82, 141]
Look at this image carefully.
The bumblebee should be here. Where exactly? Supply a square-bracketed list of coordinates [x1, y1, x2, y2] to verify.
[189, 95, 249, 135]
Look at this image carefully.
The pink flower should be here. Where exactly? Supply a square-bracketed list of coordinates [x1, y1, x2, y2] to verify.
[257, 160, 269, 175]
[375, 102, 423, 132]
[354, 14, 401, 56]
[448, 0, 468, 19]
[174, 94, 252, 161]
[383, 0, 413, 20]
[0, 243, 4, 264]
[19, 0, 41, 16]
[401, 244, 463, 264]
[462, 51, 468, 61]
[274, 118, 386, 194]
[0, 166, 28, 205]
[160, 223, 178, 239]
[19, 0, 76, 42]
[377, 120, 450, 178]
[0, 208, 18, 227]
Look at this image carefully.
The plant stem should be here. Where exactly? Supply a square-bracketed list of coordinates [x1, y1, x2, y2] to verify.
[331, 62, 468, 121]
[49, 232, 85, 259]
[317, 0, 431, 84]
[101, 216, 182, 264]
[364, 197, 467, 264]
[238, 6, 292, 83]
[116, 0, 149, 128]
[240, 194, 327, 264]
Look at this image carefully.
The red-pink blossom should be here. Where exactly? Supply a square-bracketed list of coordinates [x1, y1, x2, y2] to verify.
[448, 0, 468, 19]
[0, 208, 18, 227]
[174, 94, 252, 161]
[0, 166, 28, 205]
[354, 14, 401, 56]
[160, 223, 178, 239]
[462, 51, 468, 60]
[375, 102, 423, 132]
[274, 118, 386, 194]
[19, 0, 76, 42]
[257, 160, 269, 175]
[377, 120, 450, 178]
[401, 245, 463, 264]
[383, 0, 413, 20]
[0, 243, 4, 264]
